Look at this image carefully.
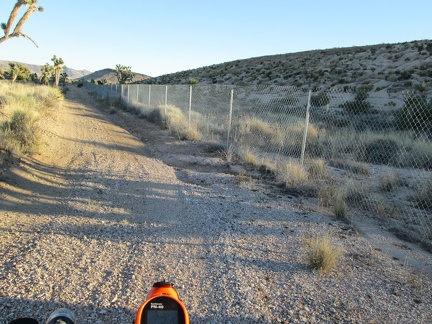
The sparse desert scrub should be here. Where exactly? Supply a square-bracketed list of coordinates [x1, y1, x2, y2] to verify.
[373, 200, 401, 219]
[332, 193, 348, 220]
[0, 82, 63, 155]
[316, 126, 430, 170]
[329, 159, 370, 175]
[359, 138, 399, 165]
[239, 147, 259, 166]
[220, 144, 235, 163]
[1, 109, 40, 154]
[318, 184, 339, 208]
[308, 158, 328, 179]
[235, 116, 320, 157]
[415, 176, 432, 210]
[271, 120, 320, 157]
[276, 160, 308, 186]
[379, 171, 400, 192]
[302, 233, 342, 273]
[148, 104, 202, 141]
[342, 179, 369, 208]
[236, 116, 275, 148]
[317, 184, 348, 219]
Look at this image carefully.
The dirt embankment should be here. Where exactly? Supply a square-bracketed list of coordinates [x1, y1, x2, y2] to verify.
[0, 86, 431, 323]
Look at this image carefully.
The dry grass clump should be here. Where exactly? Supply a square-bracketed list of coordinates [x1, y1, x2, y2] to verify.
[308, 159, 328, 179]
[276, 160, 308, 186]
[302, 233, 342, 273]
[239, 148, 259, 165]
[150, 104, 202, 141]
[415, 176, 432, 210]
[1, 110, 40, 154]
[374, 201, 400, 219]
[329, 159, 370, 175]
[239, 117, 274, 137]
[318, 185, 348, 219]
[237, 117, 275, 148]
[0, 82, 63, 155]
[379, 171, 399, 192]
[318, 185, 339, 208]
[332, 193, 348, 219]
[235, 172, 252, 183]
[220, 144, 234, 163]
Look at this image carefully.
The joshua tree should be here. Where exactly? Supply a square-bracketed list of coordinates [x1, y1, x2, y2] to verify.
[40, 62, 53, 85]
[60, 72, 68, 86]
[51, 55, 65, 87]
[7, 62, 31, 82]
[115, 64, 134, 84]
[0, 0, 44, 47]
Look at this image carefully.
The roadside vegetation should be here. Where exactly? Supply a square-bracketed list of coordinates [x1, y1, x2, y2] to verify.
[0, 82, 63, 157]
[302, 233, 342, 273]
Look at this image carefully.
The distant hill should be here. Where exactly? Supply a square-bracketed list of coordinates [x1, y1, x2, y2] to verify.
[140, 39, 432, 96]
[0, 60, 92, 79]
[80, 68, 151, 84]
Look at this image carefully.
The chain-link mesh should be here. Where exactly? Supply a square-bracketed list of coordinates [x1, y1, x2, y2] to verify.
[84, 82, 432, 242]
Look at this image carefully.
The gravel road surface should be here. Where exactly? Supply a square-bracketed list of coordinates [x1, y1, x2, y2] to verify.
[1, 86, 431, 323]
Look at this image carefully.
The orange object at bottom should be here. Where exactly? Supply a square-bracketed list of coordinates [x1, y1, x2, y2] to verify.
[135, 281, 190, 324]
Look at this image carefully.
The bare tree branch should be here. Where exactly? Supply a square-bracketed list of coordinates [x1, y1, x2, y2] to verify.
[0, 0, 42, 47]
[3, 1, 24, 37]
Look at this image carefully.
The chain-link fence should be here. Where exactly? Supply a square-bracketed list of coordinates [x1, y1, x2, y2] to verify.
[85, 82, 432, 244]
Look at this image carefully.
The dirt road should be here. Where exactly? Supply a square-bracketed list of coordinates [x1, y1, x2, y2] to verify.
[1, 86, 431, 323]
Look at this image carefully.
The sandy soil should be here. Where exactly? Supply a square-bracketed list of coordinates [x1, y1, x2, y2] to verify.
[1, 86, 431, 323]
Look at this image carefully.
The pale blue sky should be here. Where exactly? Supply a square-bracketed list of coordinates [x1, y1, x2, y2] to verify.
[1, 0, 431, 76]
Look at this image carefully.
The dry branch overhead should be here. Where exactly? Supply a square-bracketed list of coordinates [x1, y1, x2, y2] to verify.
[0, 0, 44, 47]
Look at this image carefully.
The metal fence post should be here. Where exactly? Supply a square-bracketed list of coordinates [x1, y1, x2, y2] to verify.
[136, 84, 139, 103]
[300, 90, 312, 166]
[227, 89, 234, 149]
[165, 85, 168, 116]
[148, 85, 151, 107]
[188, 85, 192, 129]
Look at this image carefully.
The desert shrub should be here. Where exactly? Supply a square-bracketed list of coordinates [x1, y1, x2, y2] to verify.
[187, 77, 199, 84]
[415, 176, 432, 210]
[238, 117, 274, 140]
[310, 92, 330, 107]
[343, 180, 368, 208]
[239, 148, 258, 166]
[148, 105, 202, 141]
[302, 233, 342, 273]
[308, 159, 328, 179]
[275, 122, 319, 157]
[318, 185, 338, 208]
[342, 99, 372, 115]
[276, 160, 308, 186]
[329, 159, 370, 175]
[332, 193, 348, 220]
[341, 85, 373, 114]
[2, 110, 39, 154]
[360, 138, 399, 164]
[379, 171, 399, 192]
[394, 93, 432, 133]
[147, 108, 165, 125]
[374, 201, 400, 219]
